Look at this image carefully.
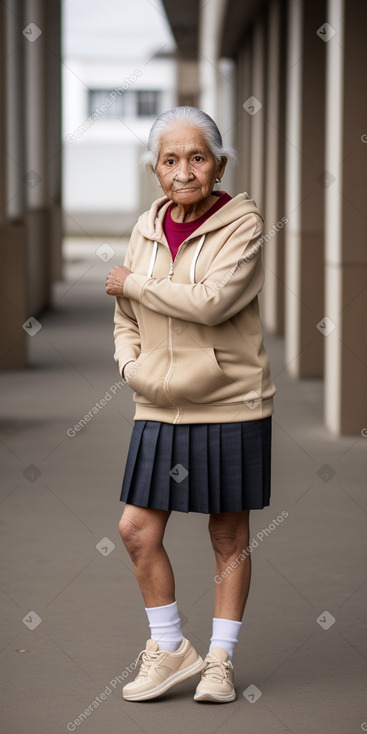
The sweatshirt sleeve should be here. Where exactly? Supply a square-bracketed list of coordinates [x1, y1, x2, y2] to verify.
[113, 298, 141, 378]
[113, 226, 141, 377]
[122, 213, 265, 327]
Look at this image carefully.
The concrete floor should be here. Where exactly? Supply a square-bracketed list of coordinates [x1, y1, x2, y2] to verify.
[1, 238, 366, 734]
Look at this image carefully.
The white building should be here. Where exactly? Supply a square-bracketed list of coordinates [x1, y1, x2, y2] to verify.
[62, 0, 177, 235]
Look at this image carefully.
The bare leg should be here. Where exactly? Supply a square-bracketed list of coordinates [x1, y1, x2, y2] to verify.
[119, 504, 174, 607]
[209, 510, 251, 620]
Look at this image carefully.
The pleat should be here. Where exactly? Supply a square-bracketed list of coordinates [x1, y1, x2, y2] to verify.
[207, 424, 221, 513]
[261, 417, 272, 506]
[120, 420, 146, 504]
[170, 424, 190, 511]
[220, 423, 243, 512]
[188, 424, 209, 513]
[147, 422, 174, 509]
[123, 420, 161, 507]
[241, 418, 271, 508]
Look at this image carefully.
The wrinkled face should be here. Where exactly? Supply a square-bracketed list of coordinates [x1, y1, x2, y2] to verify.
[154, 123, 226, 206]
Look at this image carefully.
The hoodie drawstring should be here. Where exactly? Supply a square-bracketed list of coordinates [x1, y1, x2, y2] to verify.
[147, 234, 206, 284]
[147, 240, 158, 277]
[189, 234, 205, 284]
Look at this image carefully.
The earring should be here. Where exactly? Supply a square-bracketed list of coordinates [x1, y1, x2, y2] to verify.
[215, 178, 221, 183]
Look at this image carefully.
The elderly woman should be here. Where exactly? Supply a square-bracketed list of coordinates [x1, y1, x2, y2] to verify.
[106, 106, 276, 704]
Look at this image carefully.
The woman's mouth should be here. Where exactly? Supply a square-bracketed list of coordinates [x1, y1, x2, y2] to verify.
[174, 187, 198, 192]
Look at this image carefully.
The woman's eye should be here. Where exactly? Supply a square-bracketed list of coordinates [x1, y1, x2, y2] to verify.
[166, 159, 175, 165]
[193, 156, 203, 162]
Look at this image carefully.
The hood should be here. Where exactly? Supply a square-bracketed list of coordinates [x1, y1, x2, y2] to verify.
[137, 191, 264, 243]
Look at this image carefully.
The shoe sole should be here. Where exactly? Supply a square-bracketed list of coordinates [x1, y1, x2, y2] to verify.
[194, 690, 236, 703]
[122, 656, 205, 701]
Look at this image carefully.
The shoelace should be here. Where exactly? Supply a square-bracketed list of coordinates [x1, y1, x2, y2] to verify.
[201, 656, 232, 681]
[134, 648, 161, 678]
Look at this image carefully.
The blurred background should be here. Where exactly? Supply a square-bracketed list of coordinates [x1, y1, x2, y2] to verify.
[1, 3, 367, 733]
[1, 0, 366, 434]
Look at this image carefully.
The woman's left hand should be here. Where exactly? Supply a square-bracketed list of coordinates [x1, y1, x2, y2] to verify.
[106, 265, 132, 296]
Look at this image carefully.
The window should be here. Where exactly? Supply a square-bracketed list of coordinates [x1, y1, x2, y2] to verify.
[137, 91, 160, 116]
[88, 89, 125, 118]
[87, 89, 160, 118]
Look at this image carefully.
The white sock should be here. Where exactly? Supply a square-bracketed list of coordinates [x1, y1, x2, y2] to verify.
[145, 600, 183, 652]
[209, 617, 242, 660]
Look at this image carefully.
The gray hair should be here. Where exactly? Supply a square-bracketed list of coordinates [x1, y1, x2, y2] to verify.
[141, 106, 237, 172]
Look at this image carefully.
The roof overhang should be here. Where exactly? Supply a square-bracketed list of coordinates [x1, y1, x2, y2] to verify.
[219, 0, 266, 58]
[161, 0, 266, 60]
[161, 0, 200, 59]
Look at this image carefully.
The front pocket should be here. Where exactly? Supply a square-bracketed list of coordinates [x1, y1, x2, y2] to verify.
[125, 349, 172, 407]
[166, 347, 233, 404]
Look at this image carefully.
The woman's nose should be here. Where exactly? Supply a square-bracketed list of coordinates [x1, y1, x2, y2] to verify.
[175, 164, 194, 182]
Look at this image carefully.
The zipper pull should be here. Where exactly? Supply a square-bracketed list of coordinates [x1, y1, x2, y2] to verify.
[168, 262, 174, 280]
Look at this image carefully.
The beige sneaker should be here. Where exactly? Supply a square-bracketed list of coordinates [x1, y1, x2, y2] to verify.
[122, 638, 204, 701]
[194, 648, 236, 702]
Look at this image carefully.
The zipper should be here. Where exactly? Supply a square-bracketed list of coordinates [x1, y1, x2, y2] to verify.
[156, 232, 199, 279]
[155, 238, 190, 423]
[162, 316, 180, 423]
[165, 238, 187, 281]
[163, 317, 174, 400]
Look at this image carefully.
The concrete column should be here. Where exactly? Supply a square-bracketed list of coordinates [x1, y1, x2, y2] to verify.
[246, 15, 267, 318]
[5, 0, 26, 221]
[284, 0, 326, 377]
[199, 0, 236, 196]
[176, 59, 199, 108]
[249, 15, 266, 210]
[46, 0, 63, 281]
[324, 0, 367, 434]
[24, 0, 51, 314]
[0, 0, 28, 368]
[199, 0, 226, 119]
[235, 38, 252, 194]
[0, 2, 5, 227]
[217, 58, 236, 197]
[263, 0, 286, 335]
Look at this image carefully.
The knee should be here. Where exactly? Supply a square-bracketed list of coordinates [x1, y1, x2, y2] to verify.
[118, 513, 161, 562]
[209, 527, 239, 562]
[118, 515, 145, 558]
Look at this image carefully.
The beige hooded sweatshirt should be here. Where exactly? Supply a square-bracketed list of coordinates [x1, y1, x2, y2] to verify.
[113, 192, 276, 424]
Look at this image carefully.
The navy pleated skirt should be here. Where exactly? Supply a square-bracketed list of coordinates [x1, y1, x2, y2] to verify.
[119, 417, 272, 513]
